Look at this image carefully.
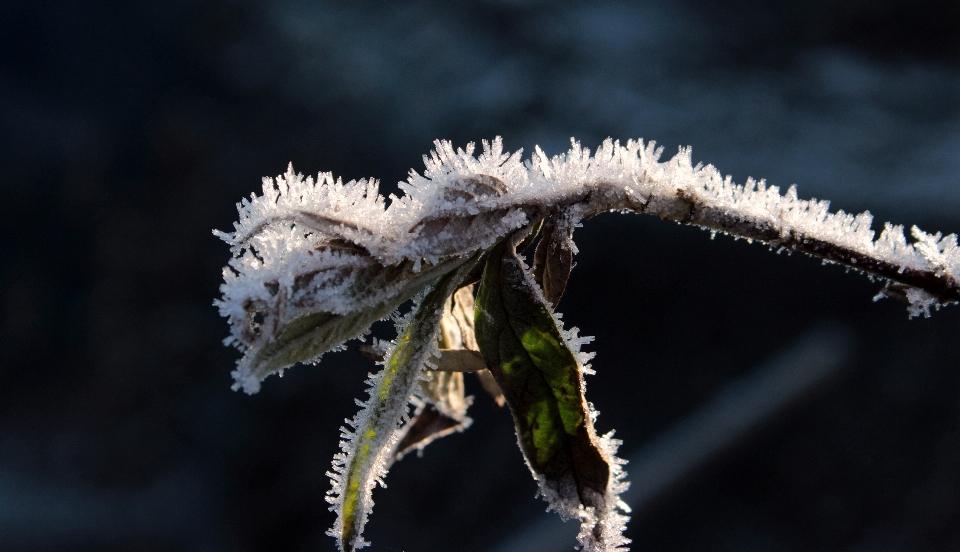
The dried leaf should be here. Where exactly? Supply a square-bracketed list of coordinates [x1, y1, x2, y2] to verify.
[419, 368, 469, 419]
[450, 285, 478, 349]
[451, 284, 505, 407]
[475, 369, 506, 408]
[418, 297, 471, 419]
[532, 218, 574, 306]
[390, 401, 471, 462]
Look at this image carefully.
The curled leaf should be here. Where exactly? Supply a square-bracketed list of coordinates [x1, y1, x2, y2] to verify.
[533, 217, 575, 306]
[326, 255, 479, 552]
[390, 400, 471, 463]
[393, 294, 476, 461]
[426, 296, 472, 418]
[475, 237, 629, 552]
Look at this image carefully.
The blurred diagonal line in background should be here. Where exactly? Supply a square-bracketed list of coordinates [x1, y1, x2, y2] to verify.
[491, 322, 854, 552]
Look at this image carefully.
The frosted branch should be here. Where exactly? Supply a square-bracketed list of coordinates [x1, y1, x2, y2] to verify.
[216, 138, 958, 380]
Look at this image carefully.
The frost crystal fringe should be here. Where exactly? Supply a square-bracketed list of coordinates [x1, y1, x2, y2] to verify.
[325, 258, 477, 552]
[573, 431, 631, 552]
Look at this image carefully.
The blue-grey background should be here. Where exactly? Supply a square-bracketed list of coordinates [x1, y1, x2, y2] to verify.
[2, 1, 959, 550]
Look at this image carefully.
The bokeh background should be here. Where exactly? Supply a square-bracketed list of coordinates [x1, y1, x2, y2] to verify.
[2, 1, 959, 550]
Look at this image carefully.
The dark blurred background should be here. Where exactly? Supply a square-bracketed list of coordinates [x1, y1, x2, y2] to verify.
[2, 1, 959, 550]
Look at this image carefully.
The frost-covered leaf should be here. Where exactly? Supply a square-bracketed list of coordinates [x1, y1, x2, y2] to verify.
[389, 291, 476, 463]
[225, 253, 466, 394]
[475, 237, 629, 552]
[326, 255, 479, 552]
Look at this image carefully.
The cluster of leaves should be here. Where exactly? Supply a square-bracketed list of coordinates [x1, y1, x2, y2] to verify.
[319, 213, 629, 551]
[215, 137, 958, 551]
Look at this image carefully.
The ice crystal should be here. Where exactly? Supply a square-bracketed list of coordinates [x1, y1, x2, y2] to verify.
[905, 287, 938, 319]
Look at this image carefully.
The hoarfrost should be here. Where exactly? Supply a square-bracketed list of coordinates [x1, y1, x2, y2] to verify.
[216, 136, 958, 392]
[530, 424, 631, 552]
[325, 258, 477, 552]
[906, 288, 938, 319]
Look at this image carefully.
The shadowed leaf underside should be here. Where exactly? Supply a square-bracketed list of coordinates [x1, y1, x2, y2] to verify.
[475, 237, 626, 550]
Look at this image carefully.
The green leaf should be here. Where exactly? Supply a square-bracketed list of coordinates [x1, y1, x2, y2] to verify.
[327, 254, 480, 552]
[475, 237, 617, 545]
[448, 285, 505, 407]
